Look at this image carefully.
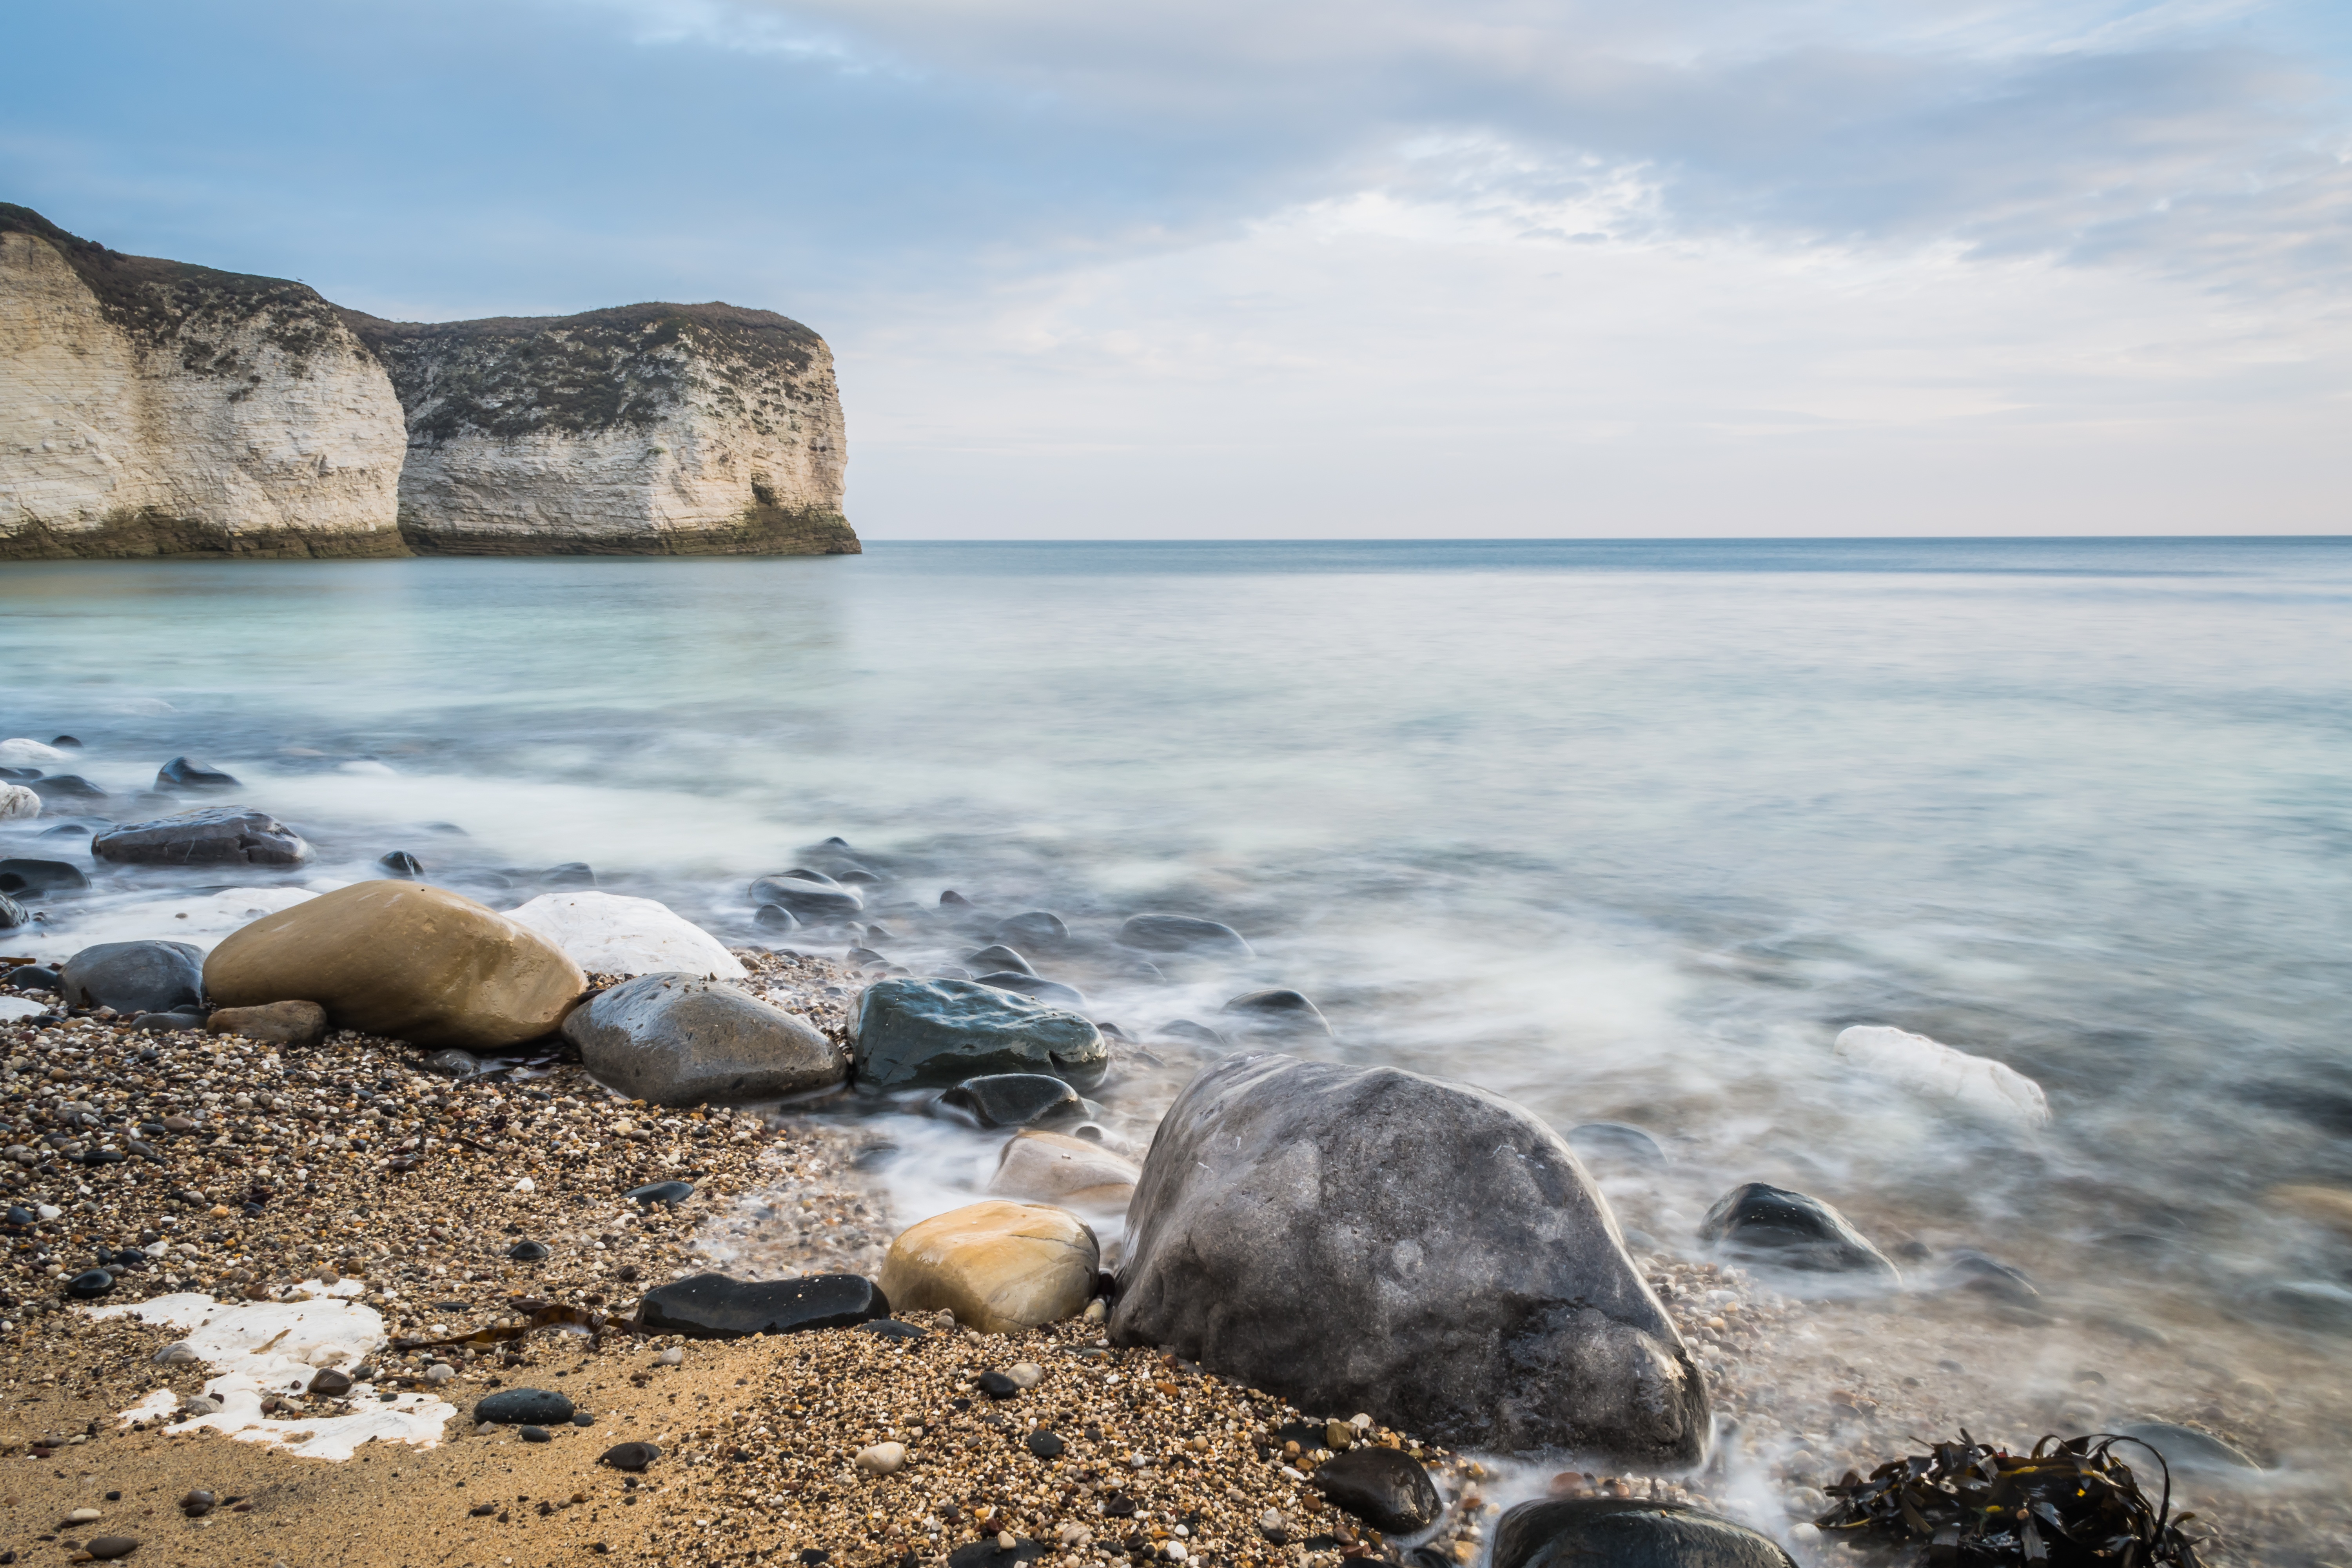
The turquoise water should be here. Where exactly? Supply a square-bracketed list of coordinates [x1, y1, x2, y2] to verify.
[4, 537, 2351, 1403]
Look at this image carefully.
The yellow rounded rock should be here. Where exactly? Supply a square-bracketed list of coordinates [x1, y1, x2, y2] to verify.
[204, 880, 587, 1050]
[877, 1199, 1099, 1334]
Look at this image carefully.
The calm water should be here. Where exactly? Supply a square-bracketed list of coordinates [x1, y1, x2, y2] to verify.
[4, 537, 2351, 1485]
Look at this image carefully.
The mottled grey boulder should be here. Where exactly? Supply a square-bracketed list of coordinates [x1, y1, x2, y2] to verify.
[853, 978, 1106, 1092]
[1493, 1499, 1795, 1568]
[93, 806, 310, 867]
[1112, 1053, 1708, 1465]
[61, 940, 205, 1015]
[563, 972, 844, 1106]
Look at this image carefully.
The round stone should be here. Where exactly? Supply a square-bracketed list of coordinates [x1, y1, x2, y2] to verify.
[1026, 1428, 1065, 1459]
[474, 1387, 575, 1426]
[978, 1370, 1019, 1399]
[600, 1441, 662, 1471]
[856, 1441, 907, 1474]
[508, 1240, 551, 1261]
[520, 1425, 552, 1443]
[309, 1368, 354, 1396]
[85, 1536, 140, 1560]
[66, 1268, 114, 1299]
[626, 1180, 695, 1207]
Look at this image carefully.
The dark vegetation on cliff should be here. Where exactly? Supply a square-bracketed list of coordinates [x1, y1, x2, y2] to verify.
[343, 301, 830, 443]
[0, 204, 350, 384]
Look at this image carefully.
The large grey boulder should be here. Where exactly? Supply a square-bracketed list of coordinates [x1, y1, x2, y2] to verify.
[563, 973, 844, 1106]
[1111, 1053, 1709, 1466]
[853, 978, 1107, 1092]
[93, 806, 310, 867]
[61, 940, 205, 1014]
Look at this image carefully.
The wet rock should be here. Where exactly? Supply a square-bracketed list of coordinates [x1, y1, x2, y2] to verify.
[986, 1128, 1140, 1209]
[420, 1048, 488, 1078]
[636, 1271, 889, 1338]
[507, 891, 748, 981]
[61, 941, 205, 1015]
[156, 756, 240, 791]
[1309, 1446, 1441, 1534]
[1221, 989, 1331, 1036]
[4, 963, 60, 991]
[1943, 1249, 2038, 1304]
[600, 1441, 661, 1471]
[1493, 1499, 1795, 1568]
[541, 862, 597, 888]
[627, 1180, 696, 1207]
[853, 978, 1107, 1092]
[1153, 1019, 1228, 1049]
[508, 1240, 551, 1262]
[1117, 914, 1252, 957]
[940, 890, 973, 907]
[204, 1000, 328, 1048]
[379, 849, 425, 876]
[937, 1073, 1086, 1129]
[67, 1268, 115, 1299]
[92, 806, 310, 867]
[204, 880, 586, 1051]
[0, 890, 24, 929]
[749, 874, 863, 921]
[878, 1200, 1099, 1334]
[0, 857, 90, 894]
[753, 904, 802, 931]
[995, 911, 1068, 947]
[564, 972, 842, 1105]
[179, 1489, 216, 1516]
[1112, 1053, 1710, 1466]
[1833, 1024, 2051, 1128]
[31, 773, 108, 802]
[1697, 1183, 1899, 1279]
[964, 945, 1034, 976]
[973, 972, 1087, 1009]
[1567, 1122, 1667, 1168]
[130, 1009, 207, 1033]
[475, 1387, 576, 1425]
[309, 1368, 353, 1396]
[2111, 1423, 2263, 1476]
[0, 784, 37, 822]
[860, 1318, 928, 1340]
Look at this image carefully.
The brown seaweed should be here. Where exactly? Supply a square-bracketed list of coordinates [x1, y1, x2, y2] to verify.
[388, 1299, 632, 1352]
[1815, 1432, 2209, 1567]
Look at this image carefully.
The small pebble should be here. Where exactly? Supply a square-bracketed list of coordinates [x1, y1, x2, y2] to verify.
[856, 1441, 907, 1474]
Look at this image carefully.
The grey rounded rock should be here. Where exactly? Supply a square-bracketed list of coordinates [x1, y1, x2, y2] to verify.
[1222, 989, 1331, 1036]
[60, 941, 204, 1016]
[637, 1271, 888, 1338]
[1567, 1123, 1667, 1168]
[749, 875, 863, 920]
[1697, 1183, 1899, 1279]
[1308, 1446, 1440, 1533]
[157, 756, 240, 790]
[508, 1240, 551, 1262]
[935, 1073, 1085, 1129]
[994, 911, 1068, 947]
[753, 903, 801, 931]
[91, 806, 310, 867]
[2111, 1422, 2263, 1476]
[963, 945, 1035, 976]
[474, 1387, 576, 1425]
[1111, 1054, 1709, 1466]
[853, 978, 1107, 1092]
[563, 972, 845, 1107]
[541, 862, 596, 887]
[972, 972, 1086, 1009]
[626, 1180, 695, 1206]
[4, 962, 60, 991]
[0, 857, 89, 895]
[1118, 914, 1252, 957]
[1493, 1499, 1795, 1568]
[600, 1440, 661, 1471]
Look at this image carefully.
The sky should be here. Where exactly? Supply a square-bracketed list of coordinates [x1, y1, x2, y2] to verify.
[6, 0, 2350, 538]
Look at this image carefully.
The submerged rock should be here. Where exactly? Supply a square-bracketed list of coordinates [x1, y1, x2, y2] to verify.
[204, 880, 585, 1051]
[1833, 1024, 2050, 1127]
[0, 857, 90, 894]
[506, 890, 747, 980]
[962, 944, 1034, 976]
[750, 874, 863, 921]
[1112, 1053, 1709, 1465]
[93, 806, 310, 866]
[60, 940, 205, 1015]
[973, 971, 1087, 1009]
[156, 756, 239, 790]
[878, 1200, 1099, 1334]
[1568, 1122, 1668, 1167]
[636, 1272, 888, 1338]
[1221, 988, 1331, 1036]
[1308, 1446, 1441, 1534]
[2111, 1423, 2263, 1477]
[986, 1129, 1140, 1209]
[1697, 1183, 1900, 1279]
[994, 911, 1068, 948]
[563, 972, 842, 1105]
[1492, 1499, 1795, 1568]
[853, 978, 1107, 1091]
[1118, 913, 1252, 956]
[936, 1073, 1086, 1129]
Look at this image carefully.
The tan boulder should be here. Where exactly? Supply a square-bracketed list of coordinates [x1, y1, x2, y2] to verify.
[877, 1200, 1098, 1334]
[204, 880, 586, 1050]
[2270, 1185, 2352, 1239]
[985, 1129, 1140, 1211]
[205, 1000, 328, 1047]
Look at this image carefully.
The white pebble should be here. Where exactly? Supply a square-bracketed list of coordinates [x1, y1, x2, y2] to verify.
[66, 1508, 102, 1524]
[1165, 1545, 1187, 1563]
[658, 1347, 684, 1367]
[1007, 1361, 1044, 1389]
[514, 1177, 535, 1193]
[856, 1442, 907, 1475]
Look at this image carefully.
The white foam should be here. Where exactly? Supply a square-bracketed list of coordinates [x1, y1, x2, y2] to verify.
[1832, 1025, 2051, 1128]
[87, 1285, 453, 1460]
[505, 889, 747, 979]
[7, 886, 321, 962]
[0, 738, 70, 764]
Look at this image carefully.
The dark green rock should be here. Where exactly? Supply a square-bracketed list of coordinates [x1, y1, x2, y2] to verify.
[853, 979, 1105, 1092]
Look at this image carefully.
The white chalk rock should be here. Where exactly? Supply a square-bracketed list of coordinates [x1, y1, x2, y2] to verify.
[0, 738, 70, 765]
[1833, 1025, 2050, 1127]
[504, 890, 746, 980]
[0, 783, 38, 821]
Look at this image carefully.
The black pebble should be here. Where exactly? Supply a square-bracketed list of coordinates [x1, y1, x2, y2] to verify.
[379, 851, 425, 877]
[625, 1180, 695, 1207]
[800, 1551, 832, 1564]
[508, 1240, 551, 1262]
[1103, 1494, 1137, 1518]
[66, 1269, 114, 1299]
[520, 1425, 551, 1443]
[1309, 1445, 1442, 1533]
[948, 1540, 1042, 1568]
[474, 1388, 576, 1425]
[1025, 1428, 1065, 1459]
[977, 1370, 1018, 1399]
[754, 904, 801, 931]
[860, 1318, 927, 1340]
[600, 1441, 661, 1471]
[572, 1412, 595, 1427]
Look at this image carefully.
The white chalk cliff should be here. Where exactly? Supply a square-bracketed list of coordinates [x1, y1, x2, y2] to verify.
[0, 206, 856, 559]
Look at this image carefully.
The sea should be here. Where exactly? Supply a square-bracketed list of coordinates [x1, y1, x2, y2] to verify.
[3, 537, 2348, 1542]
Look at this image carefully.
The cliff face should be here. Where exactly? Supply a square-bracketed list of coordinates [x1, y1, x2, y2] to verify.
[0, 208, 857, 559]
[0, 206, 408, 559]
[347, 303, 857, 555]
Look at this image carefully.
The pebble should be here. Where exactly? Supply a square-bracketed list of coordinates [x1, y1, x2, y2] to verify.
[626, 1180, 696, 1207]
[601, 1441, 662, 1471]
[857, 1441, 908, 1474]
[507, 1239, 551, 1261]
[308, 1367, 354, 1396]
[1007, 1360, 1045, 1388]
[84, 1536, 140, 1560]
[520, 1424, 552, 1443]
[657, 1348, 684, 1367]
[474, 1387, 577, 1425]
